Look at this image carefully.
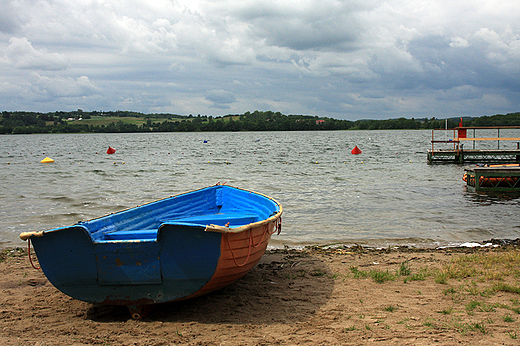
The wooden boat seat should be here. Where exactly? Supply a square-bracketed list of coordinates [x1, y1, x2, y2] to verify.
[103, 229, 157, 240]
[102, 212, 260, 241]
[160, 212, 260, 227]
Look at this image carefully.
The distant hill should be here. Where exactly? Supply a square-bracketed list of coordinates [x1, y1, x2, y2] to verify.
[1, 110, 519, 134]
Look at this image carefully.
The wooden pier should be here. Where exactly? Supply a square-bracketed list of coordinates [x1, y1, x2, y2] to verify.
[464, 166, 520, 192]
[428, 126, 520, 164]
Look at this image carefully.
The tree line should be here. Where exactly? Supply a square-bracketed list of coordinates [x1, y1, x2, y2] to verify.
[1, 110, 520, 134]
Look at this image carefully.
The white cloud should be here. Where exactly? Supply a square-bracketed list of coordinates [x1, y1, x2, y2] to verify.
[450, 37, 469, 48]
[3, 37, 67, 70]
[32, 75, 100, 98]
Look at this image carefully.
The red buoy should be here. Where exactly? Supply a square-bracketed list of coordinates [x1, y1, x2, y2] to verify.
[107, 146, 116, 154]
[351, 146, 362, 155]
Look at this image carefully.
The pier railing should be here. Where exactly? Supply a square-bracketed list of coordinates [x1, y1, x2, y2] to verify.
[428, 126, 520, 164]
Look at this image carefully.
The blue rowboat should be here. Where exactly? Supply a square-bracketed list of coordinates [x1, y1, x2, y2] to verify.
[20, 184, 282, 319]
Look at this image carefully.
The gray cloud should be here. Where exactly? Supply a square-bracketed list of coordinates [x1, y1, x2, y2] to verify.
[0, 1, 21, 33]
[205, 89, 237, 109]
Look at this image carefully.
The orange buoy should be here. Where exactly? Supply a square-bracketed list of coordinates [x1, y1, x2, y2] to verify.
[107, 147, 116, 154]
[351, 146, 362, 155]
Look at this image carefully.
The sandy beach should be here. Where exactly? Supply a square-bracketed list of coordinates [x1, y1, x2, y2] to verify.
[1, 242, 520, 345]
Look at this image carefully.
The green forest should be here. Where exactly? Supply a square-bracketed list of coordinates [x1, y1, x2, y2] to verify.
[1, 110, 520, 134]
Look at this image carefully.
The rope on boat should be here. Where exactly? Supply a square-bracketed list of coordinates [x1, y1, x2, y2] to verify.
[252, 224, 269, 249]
[225, 230, 253, 267]
[225, 217, 282, 267]
[27, 238, 41, 270]
[252, 218, 282, 249]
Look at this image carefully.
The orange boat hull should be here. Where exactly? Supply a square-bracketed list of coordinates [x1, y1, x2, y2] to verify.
[186, 220, 280, 299]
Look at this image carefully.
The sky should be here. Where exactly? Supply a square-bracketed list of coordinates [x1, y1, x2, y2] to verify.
[1, 0, 520, 120]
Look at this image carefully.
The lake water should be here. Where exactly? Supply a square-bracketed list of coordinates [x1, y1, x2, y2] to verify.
[1, 130, 519, 250]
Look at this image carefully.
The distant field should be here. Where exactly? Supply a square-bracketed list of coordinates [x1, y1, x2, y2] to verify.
[66, 116, 184, 126]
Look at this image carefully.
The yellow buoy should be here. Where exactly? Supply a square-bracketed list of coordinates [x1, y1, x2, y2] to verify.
[41, 157, 54, 164]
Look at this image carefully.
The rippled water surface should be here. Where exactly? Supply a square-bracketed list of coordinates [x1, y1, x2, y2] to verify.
[1, 130, 519, 249]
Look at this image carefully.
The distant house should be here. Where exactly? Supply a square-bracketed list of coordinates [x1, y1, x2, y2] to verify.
[316, 120, 325, 125]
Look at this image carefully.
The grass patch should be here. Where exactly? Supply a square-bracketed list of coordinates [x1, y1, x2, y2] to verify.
[503, 314, 515, 322]
[435, 271, 450, 284]
[310, 270, 326, 277]
[398, 261, 411, 276]
[384, 305, 397, 312]
[494, 282, 520, 294]
[431, 249, 520, 302]
[443, 286, 457, 295]
[350, 266, 397, 283]
[451, 321, 489, 335]
[350, 267, 396, 283]
[439, 307, 454, 315]
[348, 249, 520, 337]
[351, 259, 435, 284]
[404, 270, 428, 283]
[466, 300, 498, 314]
[350, 266, 368, 279]
[371, 270, 395, 283]
[470, 322, 488, 334]
[440, 250, 520, 282]
[423, 319, 435, 328]
[0, 248, 25, 263]
[327, 273, 341, 279]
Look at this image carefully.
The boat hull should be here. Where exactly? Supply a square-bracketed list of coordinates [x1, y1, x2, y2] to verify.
[23, 185, 282, 313]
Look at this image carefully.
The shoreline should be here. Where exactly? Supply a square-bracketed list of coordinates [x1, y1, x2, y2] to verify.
[2, 242, 520, 345]
[3, 236, 519, 253]
[268, 237, 520, 254]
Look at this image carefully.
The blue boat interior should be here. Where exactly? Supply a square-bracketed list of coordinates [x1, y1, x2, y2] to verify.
[76, 185, 279, 243]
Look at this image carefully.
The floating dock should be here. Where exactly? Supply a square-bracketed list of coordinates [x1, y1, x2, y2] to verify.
[428, 126, 520, 164]
[464, 166, 520, 192]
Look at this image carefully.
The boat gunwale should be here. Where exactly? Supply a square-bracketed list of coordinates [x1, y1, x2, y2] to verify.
[19, 184, 282, 241]
[204, 187, 283, 234]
